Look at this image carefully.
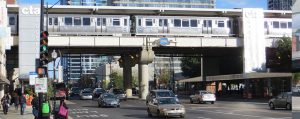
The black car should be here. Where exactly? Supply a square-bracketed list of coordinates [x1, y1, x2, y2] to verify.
[93, 88, 106, 99]
[69, 87, 81, 97]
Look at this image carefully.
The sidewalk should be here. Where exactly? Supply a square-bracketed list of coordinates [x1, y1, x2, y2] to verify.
[0, 105, 34, 119]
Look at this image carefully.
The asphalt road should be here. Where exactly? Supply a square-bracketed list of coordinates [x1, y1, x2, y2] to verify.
[66, 96, 291, 119]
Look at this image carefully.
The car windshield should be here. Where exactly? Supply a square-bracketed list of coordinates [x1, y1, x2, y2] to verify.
[96, 89, 105, 92]
[157, 91, 175, 97]
[82, 91, 92, 94]
[113, 89, 124, 94]
[103, 94, 116, 98]
[158, 98, 178, 105]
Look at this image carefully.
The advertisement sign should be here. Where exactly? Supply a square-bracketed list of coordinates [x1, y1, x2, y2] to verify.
[29, 72, 38, 85]
[35, 77, 47, 93]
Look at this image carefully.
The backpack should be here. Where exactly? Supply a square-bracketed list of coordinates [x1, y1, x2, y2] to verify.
[42, 102, 50, 114]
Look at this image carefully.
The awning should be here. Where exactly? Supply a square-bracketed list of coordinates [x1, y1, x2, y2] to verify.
[206, 73, 292, 82]
[177, 77, 203, 83]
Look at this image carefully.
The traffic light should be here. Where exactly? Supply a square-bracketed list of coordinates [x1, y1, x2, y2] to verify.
[40, 31, 49, 66]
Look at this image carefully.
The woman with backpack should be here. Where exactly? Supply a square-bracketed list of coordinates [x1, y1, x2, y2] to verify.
[41, 95, 51, 119]
[1, 94, 10, 114]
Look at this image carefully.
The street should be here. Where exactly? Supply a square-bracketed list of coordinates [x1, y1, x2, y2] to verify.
[66, 97, 291, 119]
[293, 96, 300, 118]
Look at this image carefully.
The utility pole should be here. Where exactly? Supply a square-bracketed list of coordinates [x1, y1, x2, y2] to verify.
[39, 0, 45, 119]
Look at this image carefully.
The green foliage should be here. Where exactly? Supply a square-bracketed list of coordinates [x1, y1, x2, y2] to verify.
[293, 73, 300, 86]
[276, 37, 291, 72]
[110, 72, 123, 89]
[132, 76, 138, 88]
[102, 79, 109, 90]
[47, 80, 54, 97]
[78, 74, 94, 88]
[180, 57, 201, 78]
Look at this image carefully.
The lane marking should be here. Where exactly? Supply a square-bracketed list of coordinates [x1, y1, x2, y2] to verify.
[197, 117, 211, 119]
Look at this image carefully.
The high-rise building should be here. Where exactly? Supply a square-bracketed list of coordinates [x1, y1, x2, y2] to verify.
[111, 0, 215, 8]
[268, 0, 292, 10]
[60, 0, 108, 6]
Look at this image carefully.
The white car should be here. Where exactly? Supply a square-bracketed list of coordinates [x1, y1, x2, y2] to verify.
[147, 97, 185, 118]
[189, 90, 216, 104]
[80, 90, 93, 100]
[292, 86, 300, 93]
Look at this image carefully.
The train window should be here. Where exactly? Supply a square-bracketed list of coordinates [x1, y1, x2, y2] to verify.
[227, 20, 231, 28]
[9, 17, 15, 25]
[65, 17, 73, 26]
[83, 18, 90, 26]
[273, 21, 279, 28]
[146, 19, 153, 26]
[159, 19, 168, 27]
[288, 22, 292, 28]
[74, 17, 81, 26]
[174, 19, 181, 27]
[97, 18, 101, 26]
[138, 19, 142, 26]
[113, 19, 120, 26]
[124, 19, 128, 26]
[182, 19, 189, 27]
[204, 20, 212, 27]
[218, 21, 224, 27]
[264, 21, 268, 28]
[280, 22, 287, 29]
[190, 20, 197, 27]
[49, 18, 53, 25]
[54, 18, 58, 25]
[103, 18, 106, 26]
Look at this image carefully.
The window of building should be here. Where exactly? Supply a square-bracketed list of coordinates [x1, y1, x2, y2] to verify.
[124, 19, 128, 26]
[218, 21, 225, 27]
[182, 19, 189, 27]
[288, 22, 292, 28]
[146, 19, 153, 26]
[190, 20, 197, 27]
[83, 18, 90, 26]
[49, 18, 52, 25]
[280, 22, 287, 28]
[9, 17, 15, 25]
[113, 19, 120, 26]
[174, 19, 181, 27]
[204, 20, 212, 27]
[273, 21, 279, 28]
[65, 17, 73, 26]
[74, 17, 81, 26]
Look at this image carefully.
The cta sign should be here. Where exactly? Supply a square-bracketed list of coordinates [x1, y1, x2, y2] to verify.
[19, 5, 40, 16]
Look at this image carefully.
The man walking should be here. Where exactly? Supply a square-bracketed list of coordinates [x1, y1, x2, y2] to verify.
[19, 94, 26, 115]
[31, 94, 39, 119]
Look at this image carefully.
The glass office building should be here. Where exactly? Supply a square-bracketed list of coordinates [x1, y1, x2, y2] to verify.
[111, 0, 215, 8]
[268, 0, 292, 10]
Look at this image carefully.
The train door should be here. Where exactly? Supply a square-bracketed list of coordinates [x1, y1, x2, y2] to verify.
[48, 17, 58, 32]
[96, 18, 107, 33]
[202, 20, 212, 34]
[159, 19, 168, 33]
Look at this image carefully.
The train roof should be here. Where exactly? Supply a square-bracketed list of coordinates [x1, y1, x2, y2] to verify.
[7, 5, 291, 18]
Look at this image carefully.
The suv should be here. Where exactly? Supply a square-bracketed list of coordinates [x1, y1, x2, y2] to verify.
[269, 92, 292, 110]
[146, 90, 177, 105]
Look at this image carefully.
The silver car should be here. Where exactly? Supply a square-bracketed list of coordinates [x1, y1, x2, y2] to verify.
[147, 97, 185, 118]
[80, 90, 93, 100]
[98, 93, 120, 108]
[146, 90, 177, 105]
[190, 90, 216, 104]
[269, 92, 292, 110]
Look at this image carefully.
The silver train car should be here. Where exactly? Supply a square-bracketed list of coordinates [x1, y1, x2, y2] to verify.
[46, 14, 130, 36]
[264, 18, 292, 37]
[133, 15, 233, 37]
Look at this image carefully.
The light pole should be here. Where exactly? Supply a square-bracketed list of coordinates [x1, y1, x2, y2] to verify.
[51, 50, 57, 118]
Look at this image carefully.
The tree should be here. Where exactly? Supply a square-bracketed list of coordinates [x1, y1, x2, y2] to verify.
[132, 76, 138, 88]
[158, 68, 170, 88]
[110, 72, 123, 89]
[293, 73, 300, 86]
[180, 57, 201, 78]
[78, 74, 94, 88]
[276, 37, 291, 72]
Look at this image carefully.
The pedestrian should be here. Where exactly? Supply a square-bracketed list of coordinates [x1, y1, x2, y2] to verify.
[19, 94, 27, 115]
[58, 99, 68, 119]
[41, 95, 51, 119]
[13, 92, 19, 110]
[31, 94, 39, 119]
[1, 94, 10, 114]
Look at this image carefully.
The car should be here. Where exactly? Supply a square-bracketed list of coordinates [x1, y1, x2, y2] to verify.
[69, 87, 81, 97]
[80, 90, 93, 100]
[147, 97, 185, 118]
[189, 90, 216, 104]
[110, 89, 127, 101]
[98, 93, 120, 108]
[93, 88, 106, 99]
[146, 90, 177, 105]
[269, 92, 292, 110]
[292, 86, 300, 93]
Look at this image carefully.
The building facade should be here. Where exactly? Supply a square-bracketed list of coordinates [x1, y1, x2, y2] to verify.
[60, 0, 108, 6]
[268, 0, 292, 10]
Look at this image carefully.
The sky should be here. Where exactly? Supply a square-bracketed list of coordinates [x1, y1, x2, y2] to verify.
[18, 0, 268, 9]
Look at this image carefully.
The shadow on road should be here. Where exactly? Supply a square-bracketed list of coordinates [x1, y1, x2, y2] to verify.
[120, 106, 147, 111]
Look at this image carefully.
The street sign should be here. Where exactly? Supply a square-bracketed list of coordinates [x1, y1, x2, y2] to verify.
[29, 72, 38, 85]
[35, 77, 47, 93]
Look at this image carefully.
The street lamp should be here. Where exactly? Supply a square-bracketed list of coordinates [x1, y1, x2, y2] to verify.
[51, 50, 57, 118]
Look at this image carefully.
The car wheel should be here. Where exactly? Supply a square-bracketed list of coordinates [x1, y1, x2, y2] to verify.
[117, 105, 120, 108]
[98, 103, 101, 107]
[190, 98, 193, 104]
[180, 114, 185, 118]
[147, 108, 152, 117]
[211, 102, 214, 104]
[286, 103, 292, 110]
[157, 110, 160, 118]
[269, 102, 275, 110]
[198, 99, 201, 104]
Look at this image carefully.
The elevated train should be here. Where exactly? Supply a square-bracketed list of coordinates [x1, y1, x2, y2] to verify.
[8, 14, 292, 37]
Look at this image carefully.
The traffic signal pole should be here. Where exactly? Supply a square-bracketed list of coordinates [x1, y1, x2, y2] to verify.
[39, 0, 44, 118]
